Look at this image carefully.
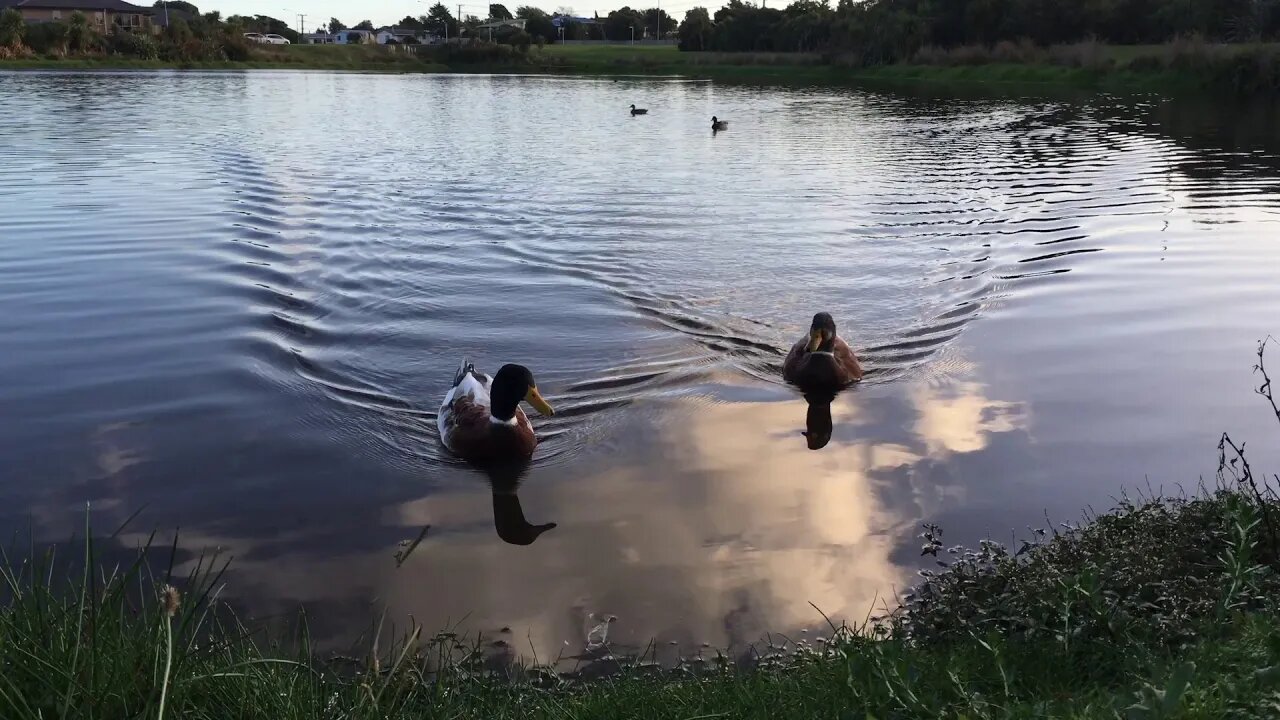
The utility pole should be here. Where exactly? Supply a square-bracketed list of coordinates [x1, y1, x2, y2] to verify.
[297, 13, 307, 35]
[458, 4, 463, 38]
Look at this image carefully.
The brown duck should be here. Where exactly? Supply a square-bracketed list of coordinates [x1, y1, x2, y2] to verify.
[437, 361, 555, 462]
[783, 312, 863, 390]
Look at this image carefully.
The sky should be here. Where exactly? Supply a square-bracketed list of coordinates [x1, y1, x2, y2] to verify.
[201, 0, 710, 29]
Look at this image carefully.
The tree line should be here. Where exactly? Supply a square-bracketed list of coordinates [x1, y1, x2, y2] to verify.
[676, 0, 1280, 57]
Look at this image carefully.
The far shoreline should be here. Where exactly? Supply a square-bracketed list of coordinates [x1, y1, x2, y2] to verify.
[2, 42, 1277, 95]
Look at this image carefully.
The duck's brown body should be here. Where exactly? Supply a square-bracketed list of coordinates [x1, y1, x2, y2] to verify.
[783, 335, 863, 388]
[439, 389, 538, 461]
[782, 312, 863, 390]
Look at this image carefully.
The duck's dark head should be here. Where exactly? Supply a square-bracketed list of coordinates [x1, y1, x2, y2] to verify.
[489, 364, 554, 422]
[806, 312, 838, 352]
[630, 104, 636, 110]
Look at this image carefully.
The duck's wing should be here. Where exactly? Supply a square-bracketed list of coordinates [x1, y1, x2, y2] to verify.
[782, 337, 809, 381]
[833, 337, 864, 382]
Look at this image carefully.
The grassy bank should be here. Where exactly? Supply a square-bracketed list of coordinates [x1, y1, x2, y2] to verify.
[4, 41, 1280, 94]
[5, 491, 1280, 718]
[0, 44, 446, 73]
[5, 342, 1280, 718]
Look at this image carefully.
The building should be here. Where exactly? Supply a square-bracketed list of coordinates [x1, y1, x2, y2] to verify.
[374, 26, 429, 44]
[0, 0, 156, 33]
[303, 31, 336, 44]
[331, 28, 374, 44]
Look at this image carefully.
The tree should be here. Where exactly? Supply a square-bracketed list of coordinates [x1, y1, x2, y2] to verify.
[328, 17, 346, 32]
[643, 7, 678, 37]
[0, 7, 24, 49]
[516, 5, 555, 41]
[398, 15, 425, 30]
[489, 3, 513, 20]
[678, 6, 713, 49]
[153, 1, 199, 15]
[423, 3, 459, 37]
[354, 20, 375, 31]
[605, 6, 646, 40]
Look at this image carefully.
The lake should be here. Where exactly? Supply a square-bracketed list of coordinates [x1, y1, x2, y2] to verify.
[1, 70, 1278, 662]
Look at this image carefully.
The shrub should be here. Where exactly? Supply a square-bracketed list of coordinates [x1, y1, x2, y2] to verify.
[66, 10, 98, 53]
[220, 32, 252, 60]
[0, 7, 24, 49]
[505, 29, 532, 50]
[107, 31, 158, 59]
[24, 21, 68, 55]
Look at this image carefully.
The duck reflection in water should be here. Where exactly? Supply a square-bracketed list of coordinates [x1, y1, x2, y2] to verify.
[482, 461, 557, 546]
[802, 390, 836, 450]
[784, 312, 864, 450]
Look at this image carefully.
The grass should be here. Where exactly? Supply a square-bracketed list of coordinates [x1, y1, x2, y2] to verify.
[4, 340, 1280, 718]
[3, 40, 1279, 93]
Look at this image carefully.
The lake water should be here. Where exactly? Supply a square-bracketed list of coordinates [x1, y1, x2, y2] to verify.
[2, 70, 1279, 662]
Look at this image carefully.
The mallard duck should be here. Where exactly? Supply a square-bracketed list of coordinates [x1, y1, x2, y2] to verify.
[711, 116, 728, 130]
[630, 104, 648, 115]
[783, 312, 863, 390]
[438, 361, 554, 462]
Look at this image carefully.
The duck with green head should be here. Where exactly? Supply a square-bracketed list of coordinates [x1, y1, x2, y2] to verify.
[438, 361, 555, 461]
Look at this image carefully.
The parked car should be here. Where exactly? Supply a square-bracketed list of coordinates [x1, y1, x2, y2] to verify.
[243, 32, 266, 43]
[262, 34, 291, 45]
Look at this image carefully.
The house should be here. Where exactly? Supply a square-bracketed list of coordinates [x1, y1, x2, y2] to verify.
[303, 31, 336, 44]
[0, 0, 156, 33]
[374, 26, 429, 45]
[332, 28, 374, 44]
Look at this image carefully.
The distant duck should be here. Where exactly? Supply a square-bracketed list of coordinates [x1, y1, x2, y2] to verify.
[711, 116, 729, 130]
[438, 361, 555, 462]
[783, 312, 863, 390]
[630, 104, 648, 115]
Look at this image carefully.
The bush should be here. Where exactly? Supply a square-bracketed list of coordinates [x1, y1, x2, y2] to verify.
[220, 32, 252, 60]
[505, 29, 532, 50]
[0, 7, 24, 49]
[24, 21, 68, 55]
[108, 31, 158, 59]
[66, 10, 99, 53]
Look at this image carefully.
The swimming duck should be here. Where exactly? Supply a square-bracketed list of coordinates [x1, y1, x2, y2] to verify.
[438, 361, 555, 462]
[630, 104, 648, 115]
[711, 116, 728, 130]
[783, 312, 863, 390]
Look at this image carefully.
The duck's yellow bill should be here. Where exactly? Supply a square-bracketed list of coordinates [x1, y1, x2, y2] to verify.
[526, 387, 555, 416]
[806, 329, 823, 352]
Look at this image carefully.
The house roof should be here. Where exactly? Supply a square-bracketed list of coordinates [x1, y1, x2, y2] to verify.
[0, 0, 154, 11]
[375, 26, 422, 35]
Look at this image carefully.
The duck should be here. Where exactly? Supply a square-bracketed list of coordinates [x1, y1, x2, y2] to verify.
[783, 312, 864, 390]
[437, 360, 555, 462]
[630, 104, 648, 115]
[711, 116, 729, 130]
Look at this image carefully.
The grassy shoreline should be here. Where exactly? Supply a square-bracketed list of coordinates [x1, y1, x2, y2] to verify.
[3, 42, 1277, 94]
[5, 340, 1280, 718]
[5, 489, 1280, 718]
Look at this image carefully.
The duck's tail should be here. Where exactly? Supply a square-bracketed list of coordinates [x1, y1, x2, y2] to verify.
[452, 358, 475, 389]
